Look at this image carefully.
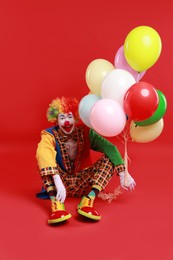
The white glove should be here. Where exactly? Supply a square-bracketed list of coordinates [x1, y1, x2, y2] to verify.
[119, 171, 136, 191]
[53, 174, 66, 203]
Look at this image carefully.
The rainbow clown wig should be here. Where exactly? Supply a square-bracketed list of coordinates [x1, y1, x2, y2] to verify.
[46, 96, 79, 123]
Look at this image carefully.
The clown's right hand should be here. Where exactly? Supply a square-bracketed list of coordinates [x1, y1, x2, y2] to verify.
[119, 171, 136, 191]
[53, 174, 66, 203]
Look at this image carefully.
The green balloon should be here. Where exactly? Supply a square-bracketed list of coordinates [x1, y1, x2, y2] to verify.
[135, 89, 167, 126]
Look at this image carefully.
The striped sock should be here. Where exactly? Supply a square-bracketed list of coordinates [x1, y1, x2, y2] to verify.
[87, 188, 99, 200]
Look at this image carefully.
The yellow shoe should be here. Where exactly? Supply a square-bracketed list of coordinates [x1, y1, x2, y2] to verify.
[48, 200, 71, 224]
[77, 196, 101, 221]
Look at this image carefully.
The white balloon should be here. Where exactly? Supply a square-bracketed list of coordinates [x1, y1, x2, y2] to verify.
[101, 69, 136, 107]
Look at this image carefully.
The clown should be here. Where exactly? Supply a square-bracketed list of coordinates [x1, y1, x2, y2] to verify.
[36, 96, 136, 224]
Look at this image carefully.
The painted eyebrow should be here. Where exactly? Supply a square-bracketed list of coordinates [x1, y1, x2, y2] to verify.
[59, 112, 73, 117]
[59, 114, 65, 118]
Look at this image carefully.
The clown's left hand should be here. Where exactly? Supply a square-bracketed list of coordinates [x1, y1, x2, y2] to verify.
[119, 171, 136, 191]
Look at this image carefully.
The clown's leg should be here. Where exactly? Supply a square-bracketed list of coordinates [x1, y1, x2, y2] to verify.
[42, 176, 71, 224]
[77, 155, 114, 221]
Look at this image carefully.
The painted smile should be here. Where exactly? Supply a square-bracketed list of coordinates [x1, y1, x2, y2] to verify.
[62, 125, 73, 133]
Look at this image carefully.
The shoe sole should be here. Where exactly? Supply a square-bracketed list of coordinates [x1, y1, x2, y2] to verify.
[48, 213, 72, 224]
[78, 209, 101, 221]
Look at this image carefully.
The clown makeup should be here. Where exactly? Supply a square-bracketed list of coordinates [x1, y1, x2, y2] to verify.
[58, 112, 75, 135]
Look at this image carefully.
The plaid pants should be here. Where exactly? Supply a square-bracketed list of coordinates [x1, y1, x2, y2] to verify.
[42, 155, 114, 198]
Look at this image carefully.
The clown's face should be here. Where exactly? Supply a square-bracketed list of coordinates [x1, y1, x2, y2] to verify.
[58, 112, 75, 134]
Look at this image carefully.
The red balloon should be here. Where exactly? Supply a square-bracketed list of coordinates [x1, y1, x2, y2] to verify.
[124, 81, 159, 121]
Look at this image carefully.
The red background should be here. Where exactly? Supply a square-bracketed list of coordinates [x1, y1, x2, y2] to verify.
[0, 1, 173, 260]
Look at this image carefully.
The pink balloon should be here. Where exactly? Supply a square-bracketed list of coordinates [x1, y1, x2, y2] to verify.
[90, 99, 126, 137]
[114, 45, 146, 82]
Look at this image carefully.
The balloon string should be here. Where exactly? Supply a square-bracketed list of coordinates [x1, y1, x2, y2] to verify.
[124, 136, 128, 172]
[122, 130, 131, 174]
[98, 123, 131, 203]
[98, 186, 123, 203]
[116, 118, 132, 172]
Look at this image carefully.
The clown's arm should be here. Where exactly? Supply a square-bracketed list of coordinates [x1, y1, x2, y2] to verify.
[89, 129, 136, 190]
[36, 130, 66, 202]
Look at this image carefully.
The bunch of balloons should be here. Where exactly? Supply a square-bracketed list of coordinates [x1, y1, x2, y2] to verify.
[79, 25, 167, 143]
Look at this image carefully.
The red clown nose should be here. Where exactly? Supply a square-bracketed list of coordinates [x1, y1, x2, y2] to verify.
[64, 121, 71, 127]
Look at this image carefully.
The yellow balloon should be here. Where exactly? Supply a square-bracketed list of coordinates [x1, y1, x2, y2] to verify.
[85, 59, 114, 95]
[124, 26, 162, 72]
[130, 118, 164, 143]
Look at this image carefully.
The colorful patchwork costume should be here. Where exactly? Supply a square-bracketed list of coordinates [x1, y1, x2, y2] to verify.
[36, 96, 135, 224]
